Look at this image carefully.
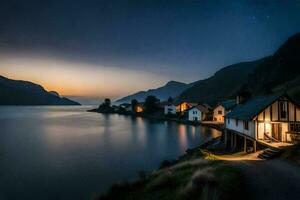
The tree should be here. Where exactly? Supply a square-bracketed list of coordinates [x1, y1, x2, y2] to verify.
[104, 98, 111, 107]
[144, 95, 160, 114]
[167, 96, 174, 103]
[98, 98, 112, 110]
[131, 99, 138, 112]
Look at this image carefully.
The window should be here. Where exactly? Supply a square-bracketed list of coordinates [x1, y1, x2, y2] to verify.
[280, 101, 287, 119]
[236, 119, 238, 126]
[244, 121, 249, 130]
[218, 110, 222, 115]
[290, 124, 300, 132]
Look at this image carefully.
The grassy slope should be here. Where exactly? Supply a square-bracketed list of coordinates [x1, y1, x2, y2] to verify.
[97, 150, 245, 200]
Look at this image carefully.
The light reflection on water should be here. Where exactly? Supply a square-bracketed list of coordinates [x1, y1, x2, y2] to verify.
[0, 106, 221, 200]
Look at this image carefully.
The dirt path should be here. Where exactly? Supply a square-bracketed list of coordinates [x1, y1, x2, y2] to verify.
[229, 159, 300, 200]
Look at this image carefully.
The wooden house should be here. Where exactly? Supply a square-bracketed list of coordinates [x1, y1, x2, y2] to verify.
[213, 100, 236, 122]
[225, 93, 300, 152]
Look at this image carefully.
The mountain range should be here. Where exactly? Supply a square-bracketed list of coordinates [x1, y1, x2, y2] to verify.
[115, 81, 191, 104]
[246, 32, 300, 99]
[117, 32, 300, 106]
[176, 59, 264, 105]
[0, 75, 80, 105]
[2, 32, 299, 106]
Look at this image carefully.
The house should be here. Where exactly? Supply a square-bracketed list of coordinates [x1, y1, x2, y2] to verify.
[176, 102, 198, 113]
[187, 104, 209, 122]
[225, 93, 300, 152]
[163, 102, 176, 115]
[213, 100, 236, 122]
[134, 103, 144, 113]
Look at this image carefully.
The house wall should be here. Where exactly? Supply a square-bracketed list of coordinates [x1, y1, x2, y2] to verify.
[257, 122, 264, 140]
[176, 102, 192, 112]
[213, 105, 225, 122]
[289, 102, 295, 121]
[188, 108, 202, 121]
[297, 107, 300, 121]
[225, 118, 255, 138]
[255, 98, 300, 142]
[164, 105, 176, 115]
[257, 99, 300, 123]
[272, 101, 279, 121]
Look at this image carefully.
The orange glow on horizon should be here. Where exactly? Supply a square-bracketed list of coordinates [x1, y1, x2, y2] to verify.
[0, 55, 167, 98]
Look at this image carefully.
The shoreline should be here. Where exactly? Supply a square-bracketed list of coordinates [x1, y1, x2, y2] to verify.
[87, 108, 224, 132]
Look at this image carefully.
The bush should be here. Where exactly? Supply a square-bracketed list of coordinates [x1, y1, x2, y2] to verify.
[146, 171, 176, 191]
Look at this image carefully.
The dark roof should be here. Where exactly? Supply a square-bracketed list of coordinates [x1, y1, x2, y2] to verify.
[226, 93, 285, 121]
[219, 99, 236, 110]
[187, 104, 209, 113]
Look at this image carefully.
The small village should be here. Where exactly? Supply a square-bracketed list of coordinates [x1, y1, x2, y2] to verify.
[2, 1, 300, 200]
[92, 91, 300, 159]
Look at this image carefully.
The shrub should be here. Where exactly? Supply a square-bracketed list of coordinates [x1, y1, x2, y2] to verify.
[146, 171, 176, 191]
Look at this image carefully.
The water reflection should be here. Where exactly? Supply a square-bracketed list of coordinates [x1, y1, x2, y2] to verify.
[178, 124, 188, 151]
[0, 106, 221, 200]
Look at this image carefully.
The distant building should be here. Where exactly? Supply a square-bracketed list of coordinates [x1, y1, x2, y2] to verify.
[134, 103, 144, 113]
[187, 104, 209, 122]
[176, 102, 198, 113]
[163, 102, 176, 115]
[213, 100, 236, 122]
[225, 93, 300, 152]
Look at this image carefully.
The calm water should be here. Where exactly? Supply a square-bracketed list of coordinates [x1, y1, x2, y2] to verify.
[0, 106, 221, 200]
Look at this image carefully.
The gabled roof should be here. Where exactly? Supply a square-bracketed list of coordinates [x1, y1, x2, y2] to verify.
[187, 104, 209, 113]
[226, 93, 290, 121]
[217, 99, 236, 110]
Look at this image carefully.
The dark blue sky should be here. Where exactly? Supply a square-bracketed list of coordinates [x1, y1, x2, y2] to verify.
[1, 0, 300, 84]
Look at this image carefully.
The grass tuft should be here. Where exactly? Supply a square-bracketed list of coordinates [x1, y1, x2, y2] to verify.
[146, 170, 176, 191]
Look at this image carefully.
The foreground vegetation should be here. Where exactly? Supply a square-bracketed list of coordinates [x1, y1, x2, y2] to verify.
[96, 149, 244, 200]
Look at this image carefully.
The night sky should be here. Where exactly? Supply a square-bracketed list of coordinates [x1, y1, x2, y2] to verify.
[0, 0, 300, 99]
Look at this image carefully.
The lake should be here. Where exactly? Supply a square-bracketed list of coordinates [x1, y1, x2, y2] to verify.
[0, 106, 221, 200]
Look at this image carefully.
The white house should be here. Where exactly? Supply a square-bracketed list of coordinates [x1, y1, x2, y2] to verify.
[225, 93, 300, 152]
[187, 105, 209, 122]
[164, 103, 176, 115]
[213, 100, 236, 122]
